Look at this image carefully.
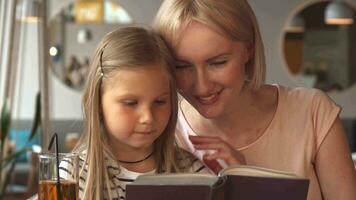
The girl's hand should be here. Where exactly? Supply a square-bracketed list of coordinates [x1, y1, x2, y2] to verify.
[189, 135, 246, 173]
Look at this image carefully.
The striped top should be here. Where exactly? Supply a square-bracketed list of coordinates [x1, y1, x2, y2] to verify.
[59, 149, 208, 200]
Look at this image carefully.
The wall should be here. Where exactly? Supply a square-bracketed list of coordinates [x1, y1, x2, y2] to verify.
[47, 0, 164, 120]
[16, 0, 356, 120]
[249, 0, 356, 119]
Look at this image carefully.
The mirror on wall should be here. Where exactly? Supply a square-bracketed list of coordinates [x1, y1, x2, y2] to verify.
[49, 0, 133, 91]
[283, 1, 356, 92]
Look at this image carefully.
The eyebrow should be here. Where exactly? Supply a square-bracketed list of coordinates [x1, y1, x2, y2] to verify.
[157, 92, 170, 97]
[175, 53, 231, 63]
[116, 92, 170, 99]
[206, 53, 230, 62]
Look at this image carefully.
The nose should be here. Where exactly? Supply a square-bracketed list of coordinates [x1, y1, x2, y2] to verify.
[194, 68, 214, 96]
[139, 106, 154, 124]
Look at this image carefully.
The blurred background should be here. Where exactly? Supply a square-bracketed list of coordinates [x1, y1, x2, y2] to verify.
[0, 0, 355, 199]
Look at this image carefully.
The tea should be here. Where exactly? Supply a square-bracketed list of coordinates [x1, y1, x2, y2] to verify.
[39, 180, 78, 200]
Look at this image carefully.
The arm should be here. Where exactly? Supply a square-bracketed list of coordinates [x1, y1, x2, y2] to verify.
[315, 118, 356, 200]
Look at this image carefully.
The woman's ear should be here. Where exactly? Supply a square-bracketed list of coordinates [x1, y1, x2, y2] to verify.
[242, 42, 254, 65]
[246, 42, 255, 60]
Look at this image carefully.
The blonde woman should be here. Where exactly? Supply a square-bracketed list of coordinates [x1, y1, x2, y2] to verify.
[60, 26, 207, 200]
[153, 0, 356, 199]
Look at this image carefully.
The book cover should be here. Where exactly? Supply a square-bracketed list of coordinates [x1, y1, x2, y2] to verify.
[126, 165, 309, 200]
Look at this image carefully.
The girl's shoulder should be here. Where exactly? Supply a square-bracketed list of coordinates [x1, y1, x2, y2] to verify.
[175, 148, 209, 173]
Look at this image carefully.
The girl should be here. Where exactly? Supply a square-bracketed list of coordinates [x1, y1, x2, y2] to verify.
[61, 26, 207, 200]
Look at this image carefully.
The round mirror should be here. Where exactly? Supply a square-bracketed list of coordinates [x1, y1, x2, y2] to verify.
[283, 1, 356, 92]
[49, 1, 133, 91]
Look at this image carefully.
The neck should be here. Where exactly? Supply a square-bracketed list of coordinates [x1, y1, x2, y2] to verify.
[183, 84, 266, 144]
[107, 138, 155, 168]
[117, 150, 154, 164]
[182, 84, 278, 148]
[215, 84, 256, 126]
[194, 84, 256, 129]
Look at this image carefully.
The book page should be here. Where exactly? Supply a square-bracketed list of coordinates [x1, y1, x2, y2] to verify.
[220, 165, 304, 179]
[132, 173, 220, 186]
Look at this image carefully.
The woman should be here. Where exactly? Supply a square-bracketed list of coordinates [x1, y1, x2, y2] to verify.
[153, 0, 356, 199]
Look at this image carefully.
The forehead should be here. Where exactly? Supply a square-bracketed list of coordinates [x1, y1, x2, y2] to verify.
[174, 22, 240, 60]
[103, 64, 171, 94]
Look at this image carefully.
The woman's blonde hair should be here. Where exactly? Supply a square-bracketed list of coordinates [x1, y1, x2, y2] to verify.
[153, 0, 266, 90]
[75, 26, 182, 199]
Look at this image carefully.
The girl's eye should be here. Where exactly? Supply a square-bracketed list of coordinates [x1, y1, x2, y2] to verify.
[154, 99, 167, 105]
[122, 100, 138, 106]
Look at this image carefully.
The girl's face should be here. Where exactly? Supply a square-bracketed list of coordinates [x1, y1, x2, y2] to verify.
[174, 22, 251, 118]
[101, 64, 171, 152]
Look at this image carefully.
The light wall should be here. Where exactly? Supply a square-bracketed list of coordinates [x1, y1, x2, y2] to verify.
[249, 0, 356, 119]
[16, 0, 356, 120]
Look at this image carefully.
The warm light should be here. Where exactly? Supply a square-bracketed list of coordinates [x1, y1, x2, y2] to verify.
[18, 0, 39, 23]
[286, 14, 305, 33]
[326, 18, 354, 25]
[286, 27, 305, 33]
[325, 2, 354, 25]
[20, 16, 39, 23]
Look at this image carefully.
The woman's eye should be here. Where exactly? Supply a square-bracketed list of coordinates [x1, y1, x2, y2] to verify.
[175, 62, 192, 70]
[210, 60, 227, 66]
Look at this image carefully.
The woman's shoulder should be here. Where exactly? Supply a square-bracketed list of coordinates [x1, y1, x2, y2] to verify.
[272, 85, 340, 119]
[275, 84, 333, 105]
[277, 84, 322, 98]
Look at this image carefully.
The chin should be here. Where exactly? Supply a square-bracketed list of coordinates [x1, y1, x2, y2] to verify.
[195, 104, 223, 119]
[129, 144, 152, 151]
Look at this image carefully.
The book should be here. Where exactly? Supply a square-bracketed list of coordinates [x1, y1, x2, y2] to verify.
[126, 165, 309, 200]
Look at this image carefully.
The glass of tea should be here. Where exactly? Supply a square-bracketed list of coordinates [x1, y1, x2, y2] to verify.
[38, 153, 79, 200]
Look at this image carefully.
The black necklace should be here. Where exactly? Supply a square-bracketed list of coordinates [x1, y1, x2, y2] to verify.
[117, 151, 154, 164]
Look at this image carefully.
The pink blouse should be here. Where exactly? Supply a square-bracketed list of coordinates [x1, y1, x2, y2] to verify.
[175, 85, 341, 200]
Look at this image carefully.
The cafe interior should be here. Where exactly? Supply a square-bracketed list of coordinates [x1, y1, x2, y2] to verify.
[0, 0, 355, 199]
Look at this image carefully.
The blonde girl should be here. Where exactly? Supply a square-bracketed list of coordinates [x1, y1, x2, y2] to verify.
[61, 26, 206, 200]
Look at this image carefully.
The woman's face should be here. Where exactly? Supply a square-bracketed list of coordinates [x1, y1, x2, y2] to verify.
[173, 22, 251, 118]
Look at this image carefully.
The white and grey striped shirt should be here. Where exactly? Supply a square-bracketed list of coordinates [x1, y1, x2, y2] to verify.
[59, 149, 208, 200]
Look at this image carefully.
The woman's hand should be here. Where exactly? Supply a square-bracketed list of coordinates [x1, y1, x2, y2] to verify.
[189, 135, 246, 173]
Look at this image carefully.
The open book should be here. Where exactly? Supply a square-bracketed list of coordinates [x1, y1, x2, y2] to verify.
[126, 165, 309, 200]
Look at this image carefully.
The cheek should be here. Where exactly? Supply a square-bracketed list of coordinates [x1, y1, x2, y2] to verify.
[219, 62, 246, 85]
[176, 72, 192, 92]
[159, 105, 172, 124]
[104, 108, 134, 134]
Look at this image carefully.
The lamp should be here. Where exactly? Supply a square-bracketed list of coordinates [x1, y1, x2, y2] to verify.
[286, 14, 305, 33]
[325, 1, 354, 25]
[18, 0, 39, 22]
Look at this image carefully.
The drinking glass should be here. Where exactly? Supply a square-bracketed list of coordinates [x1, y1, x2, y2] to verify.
[38, 153, 79, 200]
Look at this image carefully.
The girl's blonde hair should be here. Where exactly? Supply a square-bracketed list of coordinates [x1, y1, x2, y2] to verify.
[75, 26, 182, 199]
[153, 0, 266, 90]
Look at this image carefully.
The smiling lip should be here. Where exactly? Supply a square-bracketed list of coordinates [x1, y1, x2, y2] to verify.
[195, 90, 222, 105]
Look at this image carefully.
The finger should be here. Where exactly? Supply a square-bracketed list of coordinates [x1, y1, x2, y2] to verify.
[193, 141, 228, 151]
[204, 151, 246, 165]
[189, 135, 223, 144]
[203, 155, 223, 174]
